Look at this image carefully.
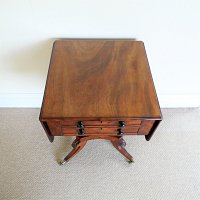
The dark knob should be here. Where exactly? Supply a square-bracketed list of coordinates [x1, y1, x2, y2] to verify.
[119, 121, 125, 127]
[77, 121, 84, 128]
[117, 129, 124, 136]
[78, 129, 85, 135]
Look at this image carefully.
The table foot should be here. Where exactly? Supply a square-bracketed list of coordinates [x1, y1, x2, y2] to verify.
[128, 159, 134, 163]
[59, 160, 67, 166]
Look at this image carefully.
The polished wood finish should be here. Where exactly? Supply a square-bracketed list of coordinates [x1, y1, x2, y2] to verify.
[40, 40, 160, 119]
[61, 135, 133, 163]
[40, 39, 162, 163]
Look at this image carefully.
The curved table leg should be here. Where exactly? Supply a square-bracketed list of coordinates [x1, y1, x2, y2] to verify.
[60, 135, 134, 165]
[60, 138, 87, 165]
[111, 137, 134, 163]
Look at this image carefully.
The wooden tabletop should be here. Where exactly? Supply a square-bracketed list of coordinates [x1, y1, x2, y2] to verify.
[40, 40, 161, 119]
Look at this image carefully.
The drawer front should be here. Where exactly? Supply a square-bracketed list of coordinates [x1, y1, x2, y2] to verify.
[47, 119, 154, 136]
[62, 126, 139, 136]
[62, 127, 117, 136]
[61, 119, 142, 126]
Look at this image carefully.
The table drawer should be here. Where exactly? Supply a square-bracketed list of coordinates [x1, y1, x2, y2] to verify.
[47, 120, 155, 136]
[61, 119, 142, 126]
[62, 126, 139, 136]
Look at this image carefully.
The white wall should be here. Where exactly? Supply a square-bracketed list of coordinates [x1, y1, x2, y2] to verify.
[0, 0, 200, 107]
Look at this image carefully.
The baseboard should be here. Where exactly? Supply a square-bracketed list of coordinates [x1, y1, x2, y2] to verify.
[0, 94, 200, 108]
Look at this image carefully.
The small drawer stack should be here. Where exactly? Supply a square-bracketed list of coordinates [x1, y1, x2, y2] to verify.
[46, 119, 155, 137]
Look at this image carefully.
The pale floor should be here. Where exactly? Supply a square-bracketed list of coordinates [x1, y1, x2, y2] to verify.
[0, 108, 200, 200]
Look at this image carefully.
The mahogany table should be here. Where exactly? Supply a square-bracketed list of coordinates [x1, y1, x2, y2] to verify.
[39, 39, 162, 165]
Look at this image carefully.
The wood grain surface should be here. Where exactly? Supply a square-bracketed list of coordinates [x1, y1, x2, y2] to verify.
[40, 40, 161, 119]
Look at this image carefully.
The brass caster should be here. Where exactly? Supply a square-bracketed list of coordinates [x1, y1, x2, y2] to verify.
[59, 160, 67, 166]
[128, 159, 134, 163]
